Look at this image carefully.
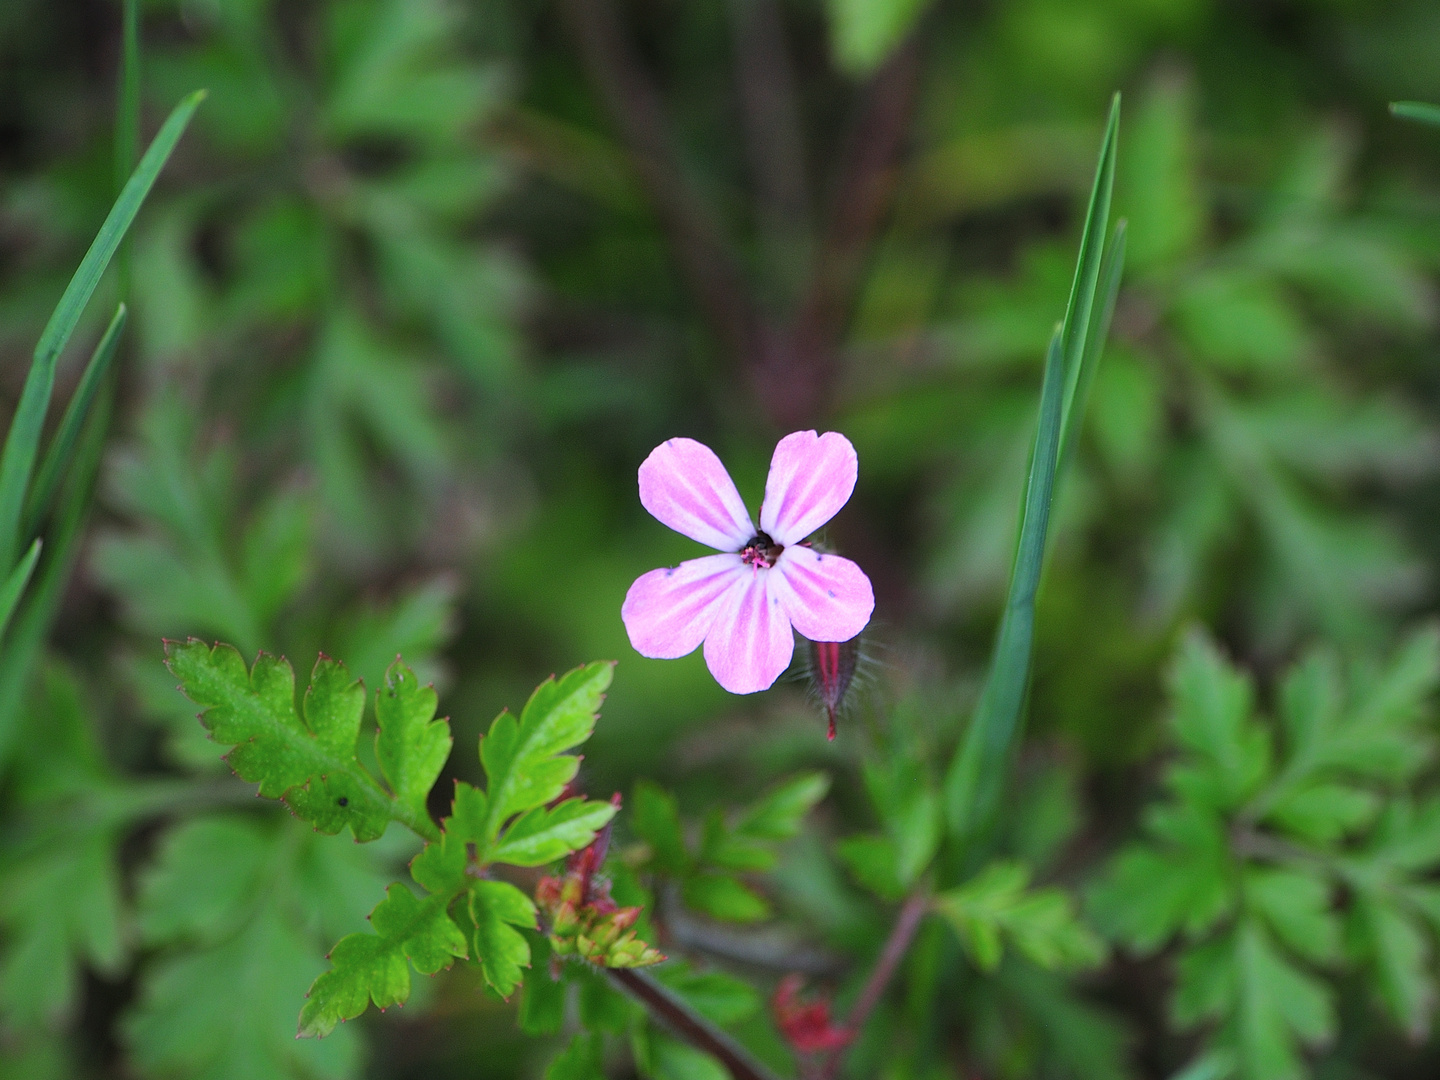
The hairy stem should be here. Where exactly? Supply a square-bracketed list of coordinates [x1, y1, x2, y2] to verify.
[608, 967, 783, 1080]
[819, 890, 930, 1079]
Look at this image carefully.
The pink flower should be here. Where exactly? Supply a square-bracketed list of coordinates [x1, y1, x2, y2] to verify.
[622, 431, 874, 694]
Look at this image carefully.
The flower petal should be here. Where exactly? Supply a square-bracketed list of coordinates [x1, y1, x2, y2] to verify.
[702, 569, 795, 694]
[759, 431, 858, 546]
[622, 554, 746, 659]
[772, 547, 873, 642]
[639, 438, 755, 551]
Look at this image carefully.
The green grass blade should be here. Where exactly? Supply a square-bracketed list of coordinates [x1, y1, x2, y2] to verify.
[0, 88, 203, 573]
[0, 539, 41, 646]
[943, 327, 1065, 836]
[1059, 93, 1120, 433]
[0, 382, 113, 763]
[1057, 220, 1127, 479]
[23, 305, 127, 540]
[943, 99, 1121, 840]
[1391, 101, 1440, 127]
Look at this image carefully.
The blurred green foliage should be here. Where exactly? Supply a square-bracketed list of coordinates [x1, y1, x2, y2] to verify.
[5, 0, 1440, 1078]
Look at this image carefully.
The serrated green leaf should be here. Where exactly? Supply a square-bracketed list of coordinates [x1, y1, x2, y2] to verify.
[374, 659, 451, 818]
[166, 641, 440, 841]
[1234, 919, 1333, 1080]
[1353, 895, 1433, 1039]
[1267, 781, 1377, 844]
[734, 772, 830, 841]
[479, 661, 612, 848]
[492, 797, 618, 867]
[1244, 868, 1339, 965]
[130, 816, 382, 1080]
[1168, 631, 1270, 808]
[937, 861, 1105, 973]
[298, 884, 466, 1037]
[469, 880, 535, 998]
[1173, 937, 1234, 1028]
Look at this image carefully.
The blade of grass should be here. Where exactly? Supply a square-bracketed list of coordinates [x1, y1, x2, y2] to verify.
[942, 326, 1065, 837]
[0, 88, 203, 573]
[1057, 219, 1127, 480]
[942, 99, 1121, 839]
[1391, 101, 1440, 127]
[0, 382, 113, 763]
[1059, 93, 1120, 435]
[22, 304, 127, 540]
[0, 540, 41, 646]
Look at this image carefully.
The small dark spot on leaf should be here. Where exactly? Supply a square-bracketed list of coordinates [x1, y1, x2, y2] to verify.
[337, 796, 349, 807]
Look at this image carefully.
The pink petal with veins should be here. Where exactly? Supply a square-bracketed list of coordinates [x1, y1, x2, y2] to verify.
[772, 547, 873, 642]
[702, 569, 795, 694]
[622, 554, 746, 658]
[759, 431, 858, 546]
[639, 438, 755, 551]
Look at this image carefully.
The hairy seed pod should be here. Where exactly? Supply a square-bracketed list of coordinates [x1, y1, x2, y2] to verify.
[808, 636, 860, 740]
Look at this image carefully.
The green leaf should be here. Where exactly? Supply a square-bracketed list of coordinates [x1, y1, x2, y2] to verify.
[490, 798, 619, 867]
[733, 772, 830, 841]
[129, 815, 383, 1080]
[631, 780, 690, 874]
[935, 861, 1105, 973]
[0, 91, 203, 574]
[1088, 840, 1233, 953]
[478, 661, 613, 851]
[1167, 631, 1270, 808]
[682, 873, 770, 923]
[826, 0, 930, 75]
[374, 658, 452, 820]
[1267, 781, 1377, 844]
[298, 884, 466, 1037]
[519, 934, 566, 1035]
[835, 833, 905, 902]
[1353, 896, 1433, 1039]
[546, 1033, 606, 1080]
[165, 641, 441, 841]
[1234, 920, 1333, 1080]
[1244, 868, 1339, 965]
[1391, 101, 1440, 127]
[944, 96, 1121, 838]
[468, 880, 535, 999]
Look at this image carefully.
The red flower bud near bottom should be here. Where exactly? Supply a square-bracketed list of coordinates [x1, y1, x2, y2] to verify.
[772, 974, 852, 1055]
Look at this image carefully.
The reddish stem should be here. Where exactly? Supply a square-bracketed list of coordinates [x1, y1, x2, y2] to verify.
[818, 891, 931, 1080]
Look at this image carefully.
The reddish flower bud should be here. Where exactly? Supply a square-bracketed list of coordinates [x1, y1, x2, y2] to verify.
[772, 974, 852, 1055]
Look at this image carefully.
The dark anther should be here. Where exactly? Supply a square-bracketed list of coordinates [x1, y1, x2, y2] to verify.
[740, 531, 783, 569]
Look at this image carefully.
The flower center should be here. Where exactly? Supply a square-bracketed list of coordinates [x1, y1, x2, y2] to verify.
[740, 531, 783, 570]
